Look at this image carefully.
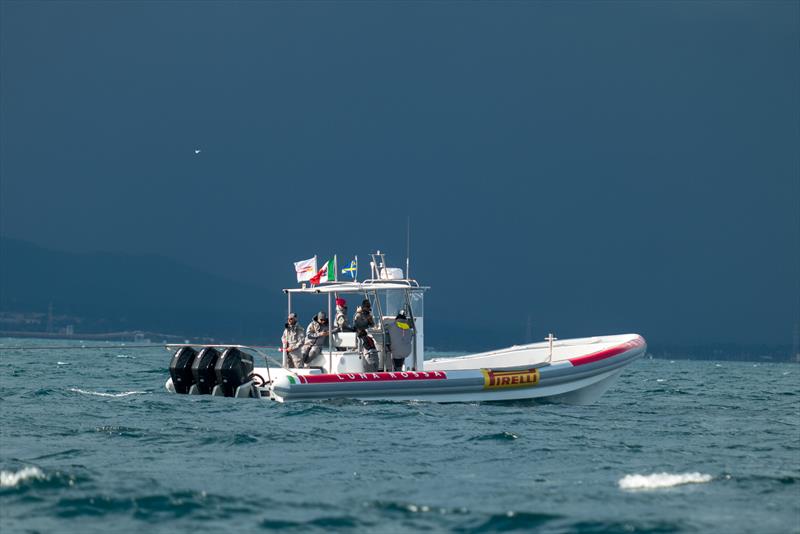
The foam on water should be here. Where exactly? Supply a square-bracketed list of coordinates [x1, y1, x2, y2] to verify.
[68, 388, 145, 398]
[618, 472, 713, 490]
[469, 431, 519, 441]
[0, 467, 45, 488]
[2, 343, 798, 533]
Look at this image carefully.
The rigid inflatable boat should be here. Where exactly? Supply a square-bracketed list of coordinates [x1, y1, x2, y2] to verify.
[165, 252, 646, 403]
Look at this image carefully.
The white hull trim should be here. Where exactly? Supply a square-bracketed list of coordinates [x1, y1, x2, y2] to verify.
[267, 334, 645, 404]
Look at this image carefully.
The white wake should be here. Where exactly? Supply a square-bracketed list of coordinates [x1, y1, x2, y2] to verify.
[618, 472, 712, 490]
[0, 467, 45, 488]
[68, 388, 145, 398]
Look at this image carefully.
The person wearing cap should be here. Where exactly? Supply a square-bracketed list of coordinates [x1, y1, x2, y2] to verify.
[333, 298, 352, 333]
[281, 313, 305, 368]
[386, 309, 414, 371]
[301, 311, 330, 366]
[353, 299, 375, 331]
[357, 328, 380, 372]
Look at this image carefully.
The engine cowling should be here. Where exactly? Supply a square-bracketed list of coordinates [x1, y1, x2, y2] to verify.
[191, 347, 220, 394]
[215, 347, 255, 397]
[169, 347, 198, 394]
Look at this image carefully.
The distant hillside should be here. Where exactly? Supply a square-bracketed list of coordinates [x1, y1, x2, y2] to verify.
[2, 238, 796, 360]
[0, 237, 282, 342]
[0, 237, 525, 350]
[0, 238, 481, 348]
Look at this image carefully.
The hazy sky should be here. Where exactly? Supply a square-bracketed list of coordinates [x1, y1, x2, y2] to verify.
[1, 1, 798, 345]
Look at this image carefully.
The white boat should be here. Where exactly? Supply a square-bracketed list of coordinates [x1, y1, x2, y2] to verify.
[165, 253, 646, 403]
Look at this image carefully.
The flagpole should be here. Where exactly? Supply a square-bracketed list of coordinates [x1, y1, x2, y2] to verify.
[355, 255, 358, 281]
[334, 254, 338, 282]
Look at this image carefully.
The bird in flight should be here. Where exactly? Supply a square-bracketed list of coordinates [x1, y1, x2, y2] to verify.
[194, 149, 201, 154]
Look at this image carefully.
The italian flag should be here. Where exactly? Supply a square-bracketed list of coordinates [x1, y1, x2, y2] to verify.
[309, 258, 336, 286]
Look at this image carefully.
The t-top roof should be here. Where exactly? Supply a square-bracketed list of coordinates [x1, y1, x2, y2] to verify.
[283, 280, 428, 294]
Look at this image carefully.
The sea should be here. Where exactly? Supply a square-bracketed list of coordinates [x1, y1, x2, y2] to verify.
[0, 338, 797, 533]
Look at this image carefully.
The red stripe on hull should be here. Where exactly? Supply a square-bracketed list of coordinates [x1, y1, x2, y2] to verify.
[568, 336, 646, 367]
[298, 370, 448, 384]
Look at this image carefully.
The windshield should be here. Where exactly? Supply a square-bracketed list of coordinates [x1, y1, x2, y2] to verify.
[384, 289, 424, 318]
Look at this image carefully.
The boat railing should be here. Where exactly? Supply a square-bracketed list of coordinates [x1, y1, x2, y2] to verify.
[361, 278, 422, 288]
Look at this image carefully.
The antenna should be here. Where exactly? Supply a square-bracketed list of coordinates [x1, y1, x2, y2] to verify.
[406, 215, 411, 280]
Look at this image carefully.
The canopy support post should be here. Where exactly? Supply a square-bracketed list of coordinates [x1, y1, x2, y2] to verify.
[285, 292, 292, 368]
[328, 292, 333, 373]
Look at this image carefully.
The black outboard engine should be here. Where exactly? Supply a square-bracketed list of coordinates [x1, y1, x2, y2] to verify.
[191, 347, 220, 394]
[169, 346, 198, 394]
[215, 347, 255, 397]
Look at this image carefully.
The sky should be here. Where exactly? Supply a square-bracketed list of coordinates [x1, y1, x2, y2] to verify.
[1, 1, 798, 346]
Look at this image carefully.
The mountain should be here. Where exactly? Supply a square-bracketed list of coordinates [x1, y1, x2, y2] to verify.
[0, 237, 281, 342]
[0, 238, 522, 349]
[2, 237, 796, 359]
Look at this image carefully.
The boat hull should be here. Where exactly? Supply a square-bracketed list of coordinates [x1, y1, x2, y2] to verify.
[270, 334, 645, 403]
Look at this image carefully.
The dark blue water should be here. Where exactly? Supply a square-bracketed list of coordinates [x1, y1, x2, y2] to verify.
[1, 338, 798, 533]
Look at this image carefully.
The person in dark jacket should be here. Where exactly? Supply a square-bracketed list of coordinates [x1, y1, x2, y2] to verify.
[301, 311, 329, 366]
[357, 328, 380, 372]
[353, 299, 375, 331]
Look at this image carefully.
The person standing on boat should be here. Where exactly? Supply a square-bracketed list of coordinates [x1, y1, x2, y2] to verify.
[302, 311, 330, 366]
[357, 328, 380, 372]
[386, 310, 414, 371]
[353, 299, 375, 331]
[281, 313, 305, 368]
[333, 298, 352, 332]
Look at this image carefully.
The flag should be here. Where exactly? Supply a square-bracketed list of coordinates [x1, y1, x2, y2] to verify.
[341, 258, 358, 279]
[309, 258, 335, 286]
[294, 256, 317, 283]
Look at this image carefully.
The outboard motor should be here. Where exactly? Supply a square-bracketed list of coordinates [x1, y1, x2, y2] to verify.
[215, 347, 255, 397]
[191, 347, 220, 394]
[169, 346, 198, 394]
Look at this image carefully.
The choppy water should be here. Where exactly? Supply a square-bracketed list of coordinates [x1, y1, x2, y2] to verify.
[1, 338, 798, 533]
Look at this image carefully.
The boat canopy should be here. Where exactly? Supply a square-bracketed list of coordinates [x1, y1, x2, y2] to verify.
[283, 280, 428, 294]
[283, 278, 426, 371]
